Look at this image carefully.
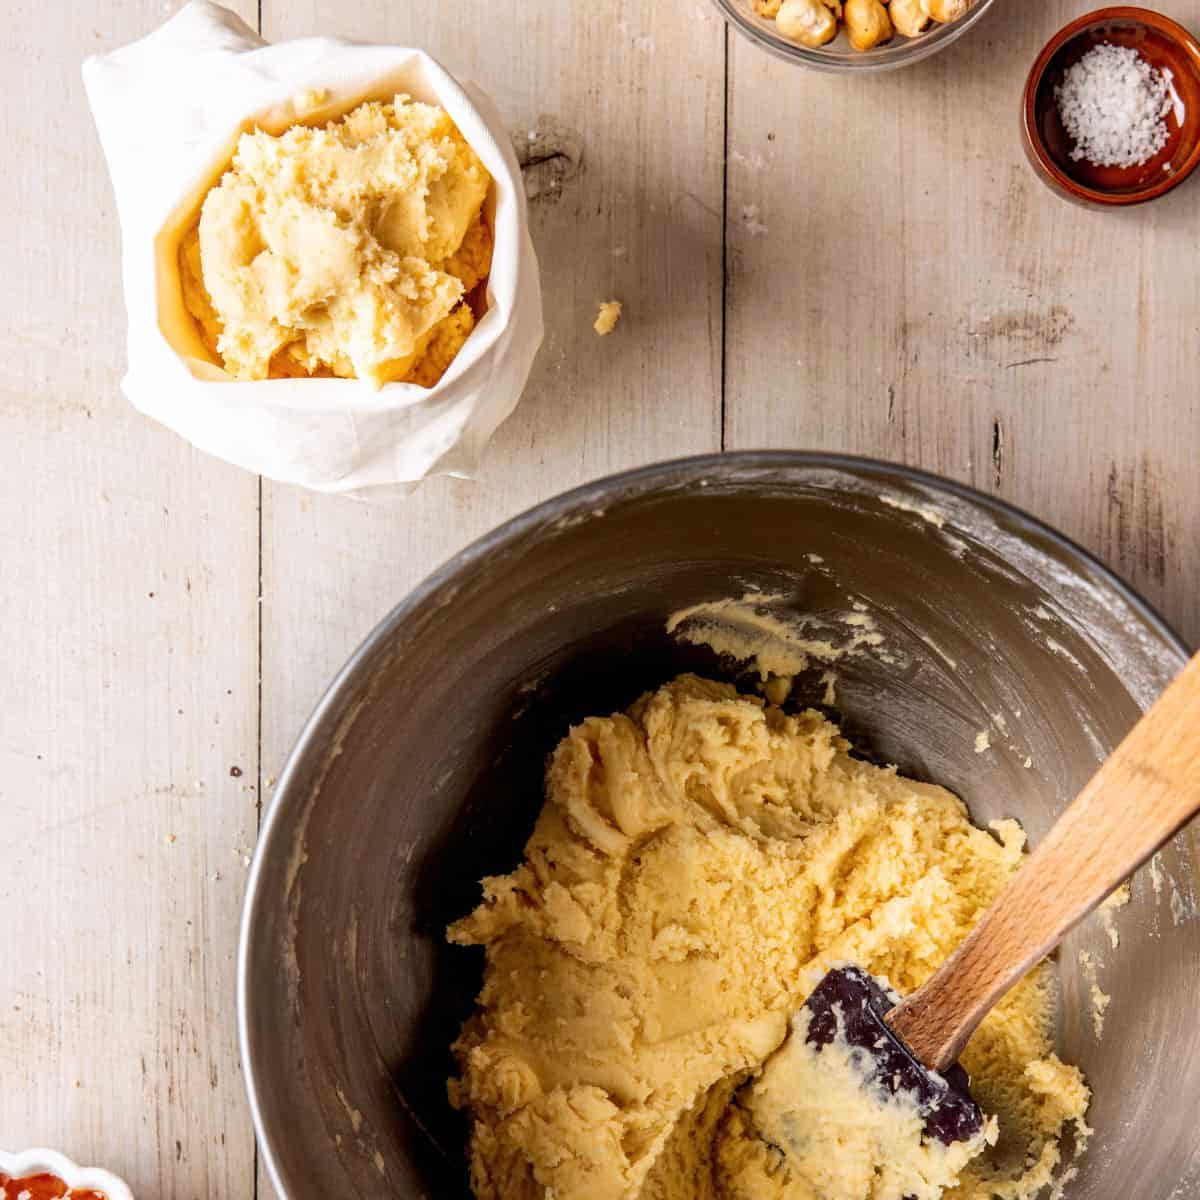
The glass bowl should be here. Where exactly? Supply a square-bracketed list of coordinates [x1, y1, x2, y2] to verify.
[710, 0, 997, 70]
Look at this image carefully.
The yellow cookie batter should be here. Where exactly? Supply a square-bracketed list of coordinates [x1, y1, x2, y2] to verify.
[180, 95, 491, 388]
[717, 1009, 994, 1200]
[448, 676, 1090, 1200]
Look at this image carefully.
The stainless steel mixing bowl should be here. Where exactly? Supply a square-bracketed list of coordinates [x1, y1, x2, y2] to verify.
[239, 452, 1199, 1199]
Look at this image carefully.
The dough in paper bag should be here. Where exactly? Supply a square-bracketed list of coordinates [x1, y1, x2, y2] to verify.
[83, 1, 543, 497]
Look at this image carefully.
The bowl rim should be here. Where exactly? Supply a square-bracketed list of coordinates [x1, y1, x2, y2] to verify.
[1021, 5, 1200, 206]
[0, 1148, 134, 1199]
[709, 0, 997, 71]
[238, 449, 1191, 1199]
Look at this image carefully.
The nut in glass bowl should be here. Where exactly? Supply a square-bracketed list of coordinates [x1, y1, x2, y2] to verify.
[710, 0, 996, 69]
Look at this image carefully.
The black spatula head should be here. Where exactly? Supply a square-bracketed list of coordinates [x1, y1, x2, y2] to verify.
[803, 965, 984, 1147]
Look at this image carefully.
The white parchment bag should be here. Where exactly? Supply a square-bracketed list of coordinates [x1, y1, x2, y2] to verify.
[84, 1, 543, 497]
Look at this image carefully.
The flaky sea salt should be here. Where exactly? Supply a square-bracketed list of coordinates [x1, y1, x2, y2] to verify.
[1054, 43, 1172, 168]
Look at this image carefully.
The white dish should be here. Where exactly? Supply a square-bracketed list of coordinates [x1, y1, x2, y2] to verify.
[0, 1148, 133, 1200]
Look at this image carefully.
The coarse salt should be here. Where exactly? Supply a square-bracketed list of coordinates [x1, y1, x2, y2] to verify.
[1054, 43, 1173, 168]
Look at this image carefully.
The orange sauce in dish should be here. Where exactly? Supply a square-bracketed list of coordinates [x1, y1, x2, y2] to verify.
[0, 1173, 107, 1200]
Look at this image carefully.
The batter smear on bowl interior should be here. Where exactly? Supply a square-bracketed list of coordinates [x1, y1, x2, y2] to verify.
[447, 676, 1090, 1200]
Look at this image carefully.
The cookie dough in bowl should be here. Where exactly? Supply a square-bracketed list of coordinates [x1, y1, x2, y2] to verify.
[237, 454, 1200, 1200]
[447, 675, 1089, 1200]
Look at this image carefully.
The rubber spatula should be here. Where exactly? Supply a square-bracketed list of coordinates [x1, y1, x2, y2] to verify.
[802, 650, 1200, 1146]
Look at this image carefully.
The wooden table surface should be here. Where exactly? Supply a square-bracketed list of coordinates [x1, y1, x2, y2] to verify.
[3, 0, 1198, 1194]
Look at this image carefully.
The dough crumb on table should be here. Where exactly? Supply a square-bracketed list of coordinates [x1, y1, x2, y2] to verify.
[594, 299, 623, 335]
[446, 675, 1091, 1200]
[179, 95, 492, 389]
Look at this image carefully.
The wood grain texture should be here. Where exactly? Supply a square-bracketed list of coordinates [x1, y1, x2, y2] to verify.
[724, 0, 1200, 651]
[255, 2, 726, 843]
[889, 652, 1200, 1070]
[0, 2, 260, 1195]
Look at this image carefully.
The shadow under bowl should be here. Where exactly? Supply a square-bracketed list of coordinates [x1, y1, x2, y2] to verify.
[1022, 6, 1200, 206]
[238, 452, 1200, 1200]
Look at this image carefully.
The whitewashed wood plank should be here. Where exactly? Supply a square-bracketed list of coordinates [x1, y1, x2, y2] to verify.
[0, 3, 260, 1197]
[253, 6, 723, 1195]
[724, 0, 1200, 648]
[256, 2, 726, 804]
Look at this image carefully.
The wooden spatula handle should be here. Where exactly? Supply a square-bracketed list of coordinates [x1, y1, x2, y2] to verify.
[887, 651, 1200, 1073]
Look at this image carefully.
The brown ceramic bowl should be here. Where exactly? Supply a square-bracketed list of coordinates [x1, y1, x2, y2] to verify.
[1022, 7, 1200, 206]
